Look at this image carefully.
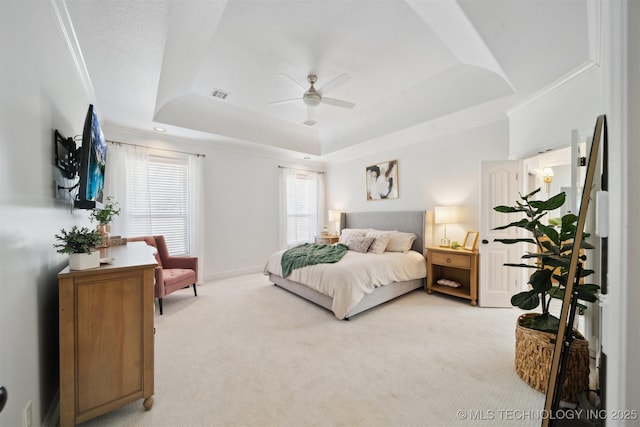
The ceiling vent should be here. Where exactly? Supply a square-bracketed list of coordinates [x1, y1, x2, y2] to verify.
[211, 89, 229, 100]
[303, 119, 317, 126]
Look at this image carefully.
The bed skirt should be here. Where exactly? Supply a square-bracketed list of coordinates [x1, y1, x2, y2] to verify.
[268, 273, 424, 319]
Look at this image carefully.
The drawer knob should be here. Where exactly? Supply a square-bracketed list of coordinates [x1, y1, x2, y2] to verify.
[446, 257, 451, 263]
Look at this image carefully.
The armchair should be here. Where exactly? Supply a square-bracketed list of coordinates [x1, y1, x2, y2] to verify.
[127, 235, 198, 315]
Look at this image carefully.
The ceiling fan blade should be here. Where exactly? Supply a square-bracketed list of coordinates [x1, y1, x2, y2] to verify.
[277, 73, 307, 91]
[321, 97, 355, 109]
[268, 98, 302, 106]
[318, 73, 350, 95]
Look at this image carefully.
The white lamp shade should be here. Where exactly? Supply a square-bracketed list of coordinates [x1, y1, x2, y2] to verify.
[328, 210, 341, 221]
[434, 206, 457, 224]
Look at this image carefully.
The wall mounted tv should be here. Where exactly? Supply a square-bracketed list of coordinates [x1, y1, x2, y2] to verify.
[74, 104, 107, 209]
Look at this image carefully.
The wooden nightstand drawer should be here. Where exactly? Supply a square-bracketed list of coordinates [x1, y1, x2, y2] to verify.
[431, 251, 471, 269]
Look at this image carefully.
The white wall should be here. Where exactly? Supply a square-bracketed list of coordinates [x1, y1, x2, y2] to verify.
[0, 1, 93, 426]
[325, 119, 510, 246]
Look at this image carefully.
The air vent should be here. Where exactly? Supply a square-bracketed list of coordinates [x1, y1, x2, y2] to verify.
[211, 89, 229, 100]
[302, 119, 317, 126]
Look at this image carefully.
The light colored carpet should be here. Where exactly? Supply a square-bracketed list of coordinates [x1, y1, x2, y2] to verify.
[80, 273, 545, 427]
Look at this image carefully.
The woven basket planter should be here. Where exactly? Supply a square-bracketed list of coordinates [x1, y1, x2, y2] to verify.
[515, 313, 590, 403]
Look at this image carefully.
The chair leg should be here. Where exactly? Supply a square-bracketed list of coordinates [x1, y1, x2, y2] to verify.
[158, 298, 163, 315]
[192, 283, 197, 297]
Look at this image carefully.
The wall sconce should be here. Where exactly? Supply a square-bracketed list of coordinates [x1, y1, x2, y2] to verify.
[542, 167, 554, 192]
[434, 206, 458, 248]
[328, 209, 341, 235]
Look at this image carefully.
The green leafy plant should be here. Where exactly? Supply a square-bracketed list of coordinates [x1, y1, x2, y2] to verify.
[54, 226, 103, 254]
[493, 188, 599, 333]
[89, 196, 121, 225]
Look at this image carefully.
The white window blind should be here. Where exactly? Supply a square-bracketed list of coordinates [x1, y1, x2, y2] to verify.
[126, 155, 190, 255]
[286, 172, 319, 246]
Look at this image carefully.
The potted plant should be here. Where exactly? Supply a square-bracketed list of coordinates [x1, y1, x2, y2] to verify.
[89, 196, 120, 247]
[493, 188, 598, 402]
[54, 226, 104, 270]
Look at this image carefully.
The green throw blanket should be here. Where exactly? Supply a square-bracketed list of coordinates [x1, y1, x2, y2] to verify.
[281, 243, 348, 278]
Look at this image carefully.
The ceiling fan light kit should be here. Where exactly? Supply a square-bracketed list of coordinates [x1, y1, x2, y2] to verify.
[303, 76, 322, 107]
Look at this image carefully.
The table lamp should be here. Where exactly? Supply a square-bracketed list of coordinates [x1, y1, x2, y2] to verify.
[434, 206, 457, 247]
[328, 210, 341, 235]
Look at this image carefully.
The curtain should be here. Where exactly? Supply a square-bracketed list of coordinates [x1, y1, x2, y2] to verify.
[278, 167, 324, 249]
[188, 154, 205, 283]
[278, 167, 292, 249]
[104, 142, 150, 238]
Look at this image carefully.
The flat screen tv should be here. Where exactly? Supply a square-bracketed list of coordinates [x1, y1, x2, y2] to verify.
[74, 104, 107, 209]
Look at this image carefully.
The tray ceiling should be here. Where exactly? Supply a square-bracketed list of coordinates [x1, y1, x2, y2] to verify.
[64, 0, 593, 157]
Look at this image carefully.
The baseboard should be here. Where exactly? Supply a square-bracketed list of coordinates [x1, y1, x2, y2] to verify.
[205, 265, 263, 282]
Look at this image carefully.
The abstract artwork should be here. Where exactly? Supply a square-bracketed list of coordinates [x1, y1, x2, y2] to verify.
[366, 160, 398, 200]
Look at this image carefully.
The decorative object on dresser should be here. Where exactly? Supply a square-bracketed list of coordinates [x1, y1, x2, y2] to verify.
[89, 195, 120, 248]
[53, 226, 103, 270]
[426, 246, 478, 306]
[127, 235, 198, 315]
[434, 206, 458, 248]
[365, 160, 398, 200]
[58, 242, 157, 426]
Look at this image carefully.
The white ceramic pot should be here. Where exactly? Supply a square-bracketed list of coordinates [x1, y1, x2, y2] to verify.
[69, 251, 100, 270]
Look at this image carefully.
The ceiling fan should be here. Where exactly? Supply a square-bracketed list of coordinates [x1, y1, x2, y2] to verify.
[270, 73, 356, 116]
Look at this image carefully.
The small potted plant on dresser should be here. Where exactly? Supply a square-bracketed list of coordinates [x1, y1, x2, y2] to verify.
[493, 188, 598, 403]
[54, 226, 104, 270]
[89, 196, 120, 247]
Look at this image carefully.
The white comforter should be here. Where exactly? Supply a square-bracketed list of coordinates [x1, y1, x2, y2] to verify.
[263, 249, 426, 319]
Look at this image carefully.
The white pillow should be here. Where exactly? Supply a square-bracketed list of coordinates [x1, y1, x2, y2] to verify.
[365, 229, 392, 254]
[385, 231, 417, 253]
[339, 228, 367, 244]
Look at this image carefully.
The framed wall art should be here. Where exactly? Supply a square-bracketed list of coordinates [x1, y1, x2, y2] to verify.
[366, 160, 398, 200]
[463, 231, 479, 251]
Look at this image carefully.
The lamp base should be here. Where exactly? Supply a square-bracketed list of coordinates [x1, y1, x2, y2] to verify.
[439, 238, 451, 248]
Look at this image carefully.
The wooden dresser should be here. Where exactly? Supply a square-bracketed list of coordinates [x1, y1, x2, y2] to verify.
[58, 242, 157, 426]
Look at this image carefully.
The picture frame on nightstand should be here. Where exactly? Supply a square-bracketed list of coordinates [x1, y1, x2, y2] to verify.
[463, 231, 479, 251]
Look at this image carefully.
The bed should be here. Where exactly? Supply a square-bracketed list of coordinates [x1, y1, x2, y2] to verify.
[264, 211, 427, 319]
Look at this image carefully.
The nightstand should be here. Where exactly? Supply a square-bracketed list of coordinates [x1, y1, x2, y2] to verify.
[426, 246, 479, 306]
[315, 234, 339, 244]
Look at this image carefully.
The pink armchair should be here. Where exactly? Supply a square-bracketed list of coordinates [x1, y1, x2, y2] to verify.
[127, 235, 198, 315]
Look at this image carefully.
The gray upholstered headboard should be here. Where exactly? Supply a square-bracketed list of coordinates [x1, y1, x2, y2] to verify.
[339, 211, 426, 253]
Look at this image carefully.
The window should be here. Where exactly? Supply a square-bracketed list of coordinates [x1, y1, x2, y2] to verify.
[126, 155, 190, 255]
[285, 171, 320, 247]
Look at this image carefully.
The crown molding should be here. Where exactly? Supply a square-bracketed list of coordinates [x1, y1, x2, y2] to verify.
[50, 0, 96, 102]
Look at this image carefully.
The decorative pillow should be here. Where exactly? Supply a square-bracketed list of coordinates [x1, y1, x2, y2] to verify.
[385, 231, 417, 253]
[339, 228, 367, 244]
[346, 236, 375, 253]
[437, 279, 462, 288]
[365, 229, 392, 254]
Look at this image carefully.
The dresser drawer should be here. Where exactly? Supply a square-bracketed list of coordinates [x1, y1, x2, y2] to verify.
[430, 251, 471, 269]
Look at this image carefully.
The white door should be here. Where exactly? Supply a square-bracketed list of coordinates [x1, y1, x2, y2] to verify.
[479, 160, 521, 307]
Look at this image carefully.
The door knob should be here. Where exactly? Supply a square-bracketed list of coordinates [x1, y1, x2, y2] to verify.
[0, 386, 7, 413]
[482, 239, 489, 244]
